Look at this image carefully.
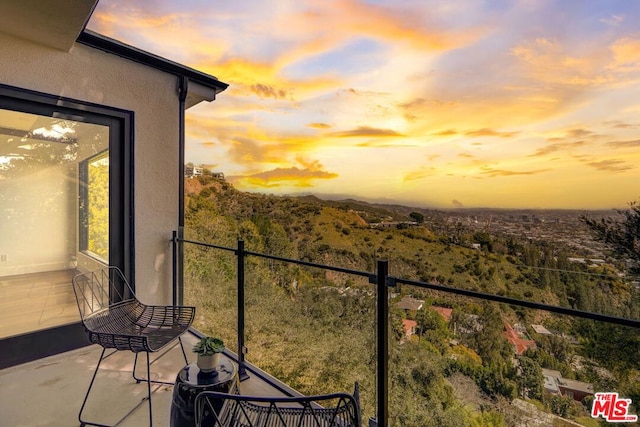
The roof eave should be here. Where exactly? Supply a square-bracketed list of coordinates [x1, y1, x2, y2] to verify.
[76, 30, 229, 96]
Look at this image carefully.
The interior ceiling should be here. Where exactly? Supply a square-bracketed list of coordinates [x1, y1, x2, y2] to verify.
[0, 110, 108, 159]
[0, 110, 39, 132]
[0, 0, 99, 51]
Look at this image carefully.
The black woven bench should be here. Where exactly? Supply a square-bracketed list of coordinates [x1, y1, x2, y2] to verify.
[72, 267, 195, 427]
[194, 383, 361, 427]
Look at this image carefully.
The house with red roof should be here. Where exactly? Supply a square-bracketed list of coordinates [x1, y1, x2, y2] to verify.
[430, 306, 453, 322]
[402, 319, 417, 340]
[503, 323, 537, 355]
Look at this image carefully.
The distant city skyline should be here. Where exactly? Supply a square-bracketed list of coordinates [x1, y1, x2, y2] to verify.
[89, 0, 640, 209]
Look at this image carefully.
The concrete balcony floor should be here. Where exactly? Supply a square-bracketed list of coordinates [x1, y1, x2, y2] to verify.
[0, 332, 287, 426]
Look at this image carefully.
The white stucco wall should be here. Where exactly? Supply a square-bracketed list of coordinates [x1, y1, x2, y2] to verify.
[0, 31, 183, 304]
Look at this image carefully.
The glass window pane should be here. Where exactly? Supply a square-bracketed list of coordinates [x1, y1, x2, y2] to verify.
[86, 154, 109, 262]
[0, 108, 109, 338]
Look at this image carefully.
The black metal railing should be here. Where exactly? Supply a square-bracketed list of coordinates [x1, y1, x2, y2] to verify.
[172, 231, 640, 427]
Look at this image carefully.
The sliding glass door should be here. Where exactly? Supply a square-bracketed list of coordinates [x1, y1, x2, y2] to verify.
[0, 84, 132, 367]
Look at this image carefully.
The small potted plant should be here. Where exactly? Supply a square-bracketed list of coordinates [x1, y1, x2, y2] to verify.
[193, 336, 225, 373]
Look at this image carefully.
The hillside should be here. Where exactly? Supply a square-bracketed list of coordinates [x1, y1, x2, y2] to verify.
[185, 176, 637, 314]
[183, 176, 640, 426]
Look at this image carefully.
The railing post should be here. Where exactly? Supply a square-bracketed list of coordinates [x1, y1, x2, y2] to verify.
[172, 230, 178, 307]
[376, 259, 389, 427]
[176, 226, 184, 305]
[237, 239, 250, 381]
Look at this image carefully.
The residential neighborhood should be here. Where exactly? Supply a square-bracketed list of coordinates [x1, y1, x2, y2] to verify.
[395, 295, 595, 404]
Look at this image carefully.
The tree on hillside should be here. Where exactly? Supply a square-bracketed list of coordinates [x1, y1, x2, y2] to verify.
[516, 356, 543, 400]
[416, 308, 449, 351]
[536, 334, 571, 364]
[409, 212, 424, 223]
[465, 303, 511, 365]
[575, 320, 640, 376]
[580, 199, 640, 274]
[473, 232, 493, 252]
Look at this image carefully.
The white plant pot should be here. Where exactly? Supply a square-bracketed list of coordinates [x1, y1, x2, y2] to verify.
[197, 353, 221, 373]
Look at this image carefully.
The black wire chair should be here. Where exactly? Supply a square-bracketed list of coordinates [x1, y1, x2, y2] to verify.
[72, 266, 195, 427]
[194, 383, 361, 427]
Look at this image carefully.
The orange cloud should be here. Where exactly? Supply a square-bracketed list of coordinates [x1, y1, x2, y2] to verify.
[480, 167, 551, 177]
[250, 84, 290, 100]
[229, 166, 338, 188]
[307, 122, 332, 129]
[509, 36, 640, 90]
[432, 129, 458, 136]
[465, 128, 519, 138]
[329, 126, 404, 138]
[530, 141, 587, 157]
[89, 8, 228, 63]
[403, 167, 437, 182]
[92, 6, 348, 105]
[609, 36, 640, 72]
[295, 157, 327, 171]
[276, 0, 485, 55]
[185, 114, 250, 141]
[399, 87, 568, 133]
[186, 115, 323, 166]
[199, 57, 341, 101]
[607, 121, 640, 129]
[586, 159, 635, 173]
[400, 98, 459, 123]
[227, 136, 289, 164]
[605, 139, 640, 148]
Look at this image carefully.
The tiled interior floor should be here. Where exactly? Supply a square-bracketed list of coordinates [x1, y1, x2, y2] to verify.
[0, 269, 79, 339]
[0, 332, 289, 427]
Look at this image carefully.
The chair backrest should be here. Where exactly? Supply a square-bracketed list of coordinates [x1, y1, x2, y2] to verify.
[72, 266, 136, 323]
[195, 384, 361, 427]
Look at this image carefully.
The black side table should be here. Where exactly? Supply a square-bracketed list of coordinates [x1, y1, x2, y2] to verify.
[170, 356, 238, 427]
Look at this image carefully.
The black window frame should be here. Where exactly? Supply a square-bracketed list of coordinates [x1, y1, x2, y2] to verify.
[0, 83, 134, 279]
[0, 83, 135, 368]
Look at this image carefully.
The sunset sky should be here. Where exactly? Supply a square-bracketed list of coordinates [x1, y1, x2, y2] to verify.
[88, 0, 640, 210]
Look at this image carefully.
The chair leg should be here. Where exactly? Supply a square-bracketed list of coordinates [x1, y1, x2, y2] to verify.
[136, 337, 190, 427]
[78, 347, 112, 427]
[178, 336, 189, 365]
[133, 352, 141, 383]
[146, 351, 153, 427]
[128, 352, 154, 426]
[78, 348, 156, 427]
[132, 337, 189, 385]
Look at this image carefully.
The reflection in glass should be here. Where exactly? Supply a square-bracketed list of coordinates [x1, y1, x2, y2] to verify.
[0, 108, 109, 338]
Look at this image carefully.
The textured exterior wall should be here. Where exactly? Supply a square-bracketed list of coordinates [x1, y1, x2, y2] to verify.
[0, 32, 181, 304]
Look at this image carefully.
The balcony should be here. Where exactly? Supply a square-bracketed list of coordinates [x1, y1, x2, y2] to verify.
[0, 332, 291, 426]
[1, 234, 638, 426]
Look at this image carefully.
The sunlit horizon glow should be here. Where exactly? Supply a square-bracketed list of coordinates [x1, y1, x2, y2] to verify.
[88, 0, 640, 210]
